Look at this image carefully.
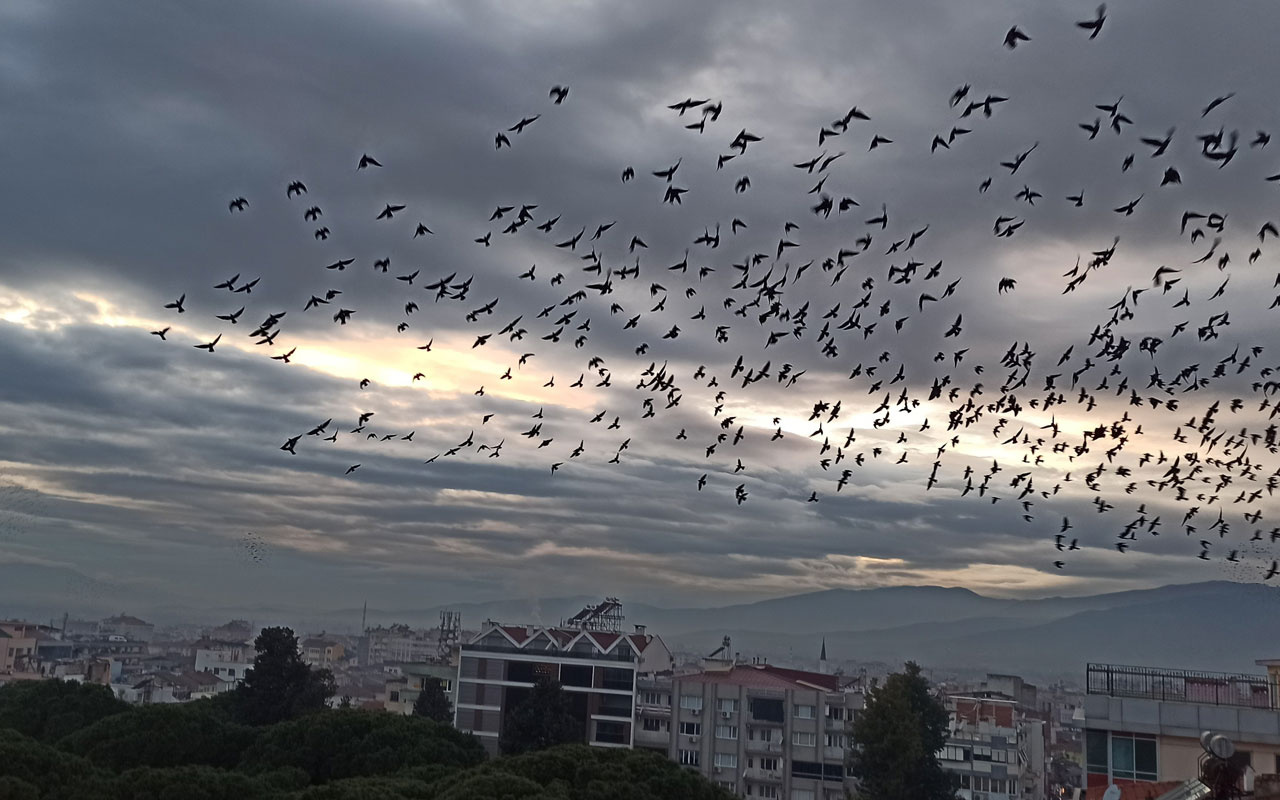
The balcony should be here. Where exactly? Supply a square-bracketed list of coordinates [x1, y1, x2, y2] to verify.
[744, 768, 783, 783]
[746, 739, 783, 754]
[1087, 663, 1276, 709]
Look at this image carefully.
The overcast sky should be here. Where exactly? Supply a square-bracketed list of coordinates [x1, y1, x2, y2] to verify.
[3, 0, 1280, 621]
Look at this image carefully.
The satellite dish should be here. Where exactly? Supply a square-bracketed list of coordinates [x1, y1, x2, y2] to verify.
[1102, 784, 1121, 800]
[1209, 734, 1235, 760]
[1201, 731, 1215, 752]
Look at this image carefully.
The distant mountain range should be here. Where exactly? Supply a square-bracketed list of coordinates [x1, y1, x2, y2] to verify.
[3, 563, 1275, 682]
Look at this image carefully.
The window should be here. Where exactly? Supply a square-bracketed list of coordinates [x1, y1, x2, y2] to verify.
[753, 786, 779, 799]
[1111, 733, 1157, 781]
[717, 781, 737, 792]
[792, 791, 815, 800]
[794, 704, 816, 719]
[793, 731, 817, 747]
[791, 760, 823, 778]
[718, 698, 739, 713]
[749, 697, 785, 723]
[974, 775, 990, 792]
[1085, 729, 1109, 773]
[973, 745, 992, 761]
[940, 745, 969, 762]
[389, 691, 400, 702]
[991, 779, 1006, 793]
[993, 748, 1007, 763]
[680, 695, 703, 710]
[643, 718, 665, 732]
[751, 727, 774, 742]
[641, 691, 668, 706]
[679, 721, 702, 736]
[714, 752, 739, 769]
[716, 725, 738, 740]
[825, 706, 845, 720]
[759, 757, 779, 771]
[679, 749, 700, 767]
[560, 664, 592, 687]
[824, 733, 845, 748]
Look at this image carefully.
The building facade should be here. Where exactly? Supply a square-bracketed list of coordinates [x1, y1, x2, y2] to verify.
[1083, 662, 1280, 792]
[381, 661, 458, 715]
[941, 694, 1047, 800]
[636, 659, 863, 800]
[454, 602, 672, 756]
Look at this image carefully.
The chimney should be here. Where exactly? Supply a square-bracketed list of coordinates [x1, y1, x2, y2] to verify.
[634, 624, 646, 635]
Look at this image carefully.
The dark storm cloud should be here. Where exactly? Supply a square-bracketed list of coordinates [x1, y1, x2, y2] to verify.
[2, 0, 1279, 612]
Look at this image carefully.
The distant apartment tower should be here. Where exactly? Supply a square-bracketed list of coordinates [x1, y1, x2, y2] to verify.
[454, 598, 672, 755]
[1082, 661, 1280, 793]
[636, 655, 864, 800]
[940, 692, 1047, 800]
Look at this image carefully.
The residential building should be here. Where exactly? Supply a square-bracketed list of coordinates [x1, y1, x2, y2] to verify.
[0, 621, 39, 676]
[637, 656, 864, 800]
[360, 624, 439, 666]
[301, 636, 344, 669]
[207, 620, 253, 643]
[114, 669, 234, 704]
[98, 614, 154, 642]
[193, 639, 254, 684]
[941, 693, 1047, 800]
[454, 598, 672, 755]
[381, 661, 458, 715]
[1083, 661, 1280, 793]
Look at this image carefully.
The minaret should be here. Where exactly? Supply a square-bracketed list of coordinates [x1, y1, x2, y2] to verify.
[819, 637, 829, 675]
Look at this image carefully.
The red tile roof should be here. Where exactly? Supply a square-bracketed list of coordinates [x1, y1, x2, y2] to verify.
[684, 664, 841, 692]
[1085, 781, 1184, 800]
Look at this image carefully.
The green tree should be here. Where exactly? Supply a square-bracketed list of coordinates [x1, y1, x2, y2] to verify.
[411, 677, 453, 723]
[848, 661, 952, 800]
[238, 710, 485, 784]
[0, 679, 128, 742]
[58, 701, 256, 771]
[499, 678, 582, 756]
[232, 627, 336, 726]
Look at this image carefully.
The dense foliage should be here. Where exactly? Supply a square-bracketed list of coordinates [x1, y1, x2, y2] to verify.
[0, 680, 735, 800]
[499, 677, 583, 756]
[848, 661, 953, 800]
[231, 626, 337, 726]
[412, 677, 454, 723]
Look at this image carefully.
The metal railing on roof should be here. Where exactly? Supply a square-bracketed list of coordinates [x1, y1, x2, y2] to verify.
[459, 642, 639, 663]
[1086, 663, 1277, 709]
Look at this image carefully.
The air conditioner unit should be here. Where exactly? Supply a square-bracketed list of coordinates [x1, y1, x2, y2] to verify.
[713, 766, 722, 773]
[721, 711, 733, 719]
[691, 708, 701, 716]
[690, 736, 700, 743]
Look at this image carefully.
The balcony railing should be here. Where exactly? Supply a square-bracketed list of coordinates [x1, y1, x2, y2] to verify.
[1086, 663, 1277, 709]
[459, 643, 638, 663]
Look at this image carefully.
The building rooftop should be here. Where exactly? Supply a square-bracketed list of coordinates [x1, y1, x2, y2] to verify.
[102, 615, 151, 626]
[1087, 663, 1275, 709]
[683, 663, 842, 693]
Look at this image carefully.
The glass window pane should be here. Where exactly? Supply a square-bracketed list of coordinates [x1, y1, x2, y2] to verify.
[1135, 738, 1157, 778]
[1112, 736, 1135, 777]
[1086, 730, 1109, 771]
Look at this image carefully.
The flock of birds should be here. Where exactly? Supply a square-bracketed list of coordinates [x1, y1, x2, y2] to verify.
[150, 4, 1280, 580]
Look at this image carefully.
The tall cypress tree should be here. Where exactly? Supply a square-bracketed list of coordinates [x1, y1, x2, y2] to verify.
[411, 677, 454, 723]
[500, 676, 582, 755]
[848, 661, 952, 800]
[232, 627, 335, 726]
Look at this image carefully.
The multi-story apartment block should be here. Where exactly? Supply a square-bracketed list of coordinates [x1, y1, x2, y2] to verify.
[381, 661, 458, 715]
[453, 598, 672, 756]
[0, 621, 39, 678]
[360, 624, 439, 666]
[1083, 661, 1280, 793]
[301, 637, 345, 669]
[636, 658, 863, 800]
[940, 693, 1047, 800]
[193, 639, 254, 684]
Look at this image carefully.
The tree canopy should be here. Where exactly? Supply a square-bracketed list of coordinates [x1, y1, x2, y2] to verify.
[231, 626, 336, 726]
[412, 677, 453, 724]
[0, 678, 735, 800]
[848, 661, 953, 800]
[499, 677, 583, 756]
